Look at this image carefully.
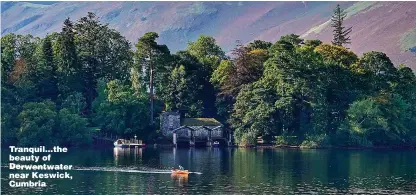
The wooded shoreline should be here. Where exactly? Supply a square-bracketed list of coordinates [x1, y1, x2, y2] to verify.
[2, 8, 415, 149]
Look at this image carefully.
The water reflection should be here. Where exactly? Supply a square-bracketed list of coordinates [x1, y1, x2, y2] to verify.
[2, 148, 416, 194]
[113, 147, 143, 166]
[113, 147, 143, 158]
[171, 174, 189, 187]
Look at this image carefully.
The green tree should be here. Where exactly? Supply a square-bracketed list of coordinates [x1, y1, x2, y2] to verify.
[393, 65, 416, 132]
[134, 32, 171, 125]
[211, 44, 267, 124]
[2, 34, 39, 95]
[57, 108, 91, 146]
[187, 35, 225, 71]
[164, 65, 203, 117]
[165, 65, 187, 111]
[231, 83, 279, 146]
[13, 35, 41, 89]
[1, 87, 20, 146]
[17, 100, 57, 146]
[354, 51, 397, 93]
[246, 40, 272, 51]
[61, 92, 86, 114]
[331, 4, 352, 47]
[1, 34, 17, 84]
[304, 40, 322, 48]
[212, 44, 265, 98]
[230, 37, 326, 145]
[186, 35, 225, 117]
[75, 12, 132, 113]
[269, 34, 303, 55]
[163, 51, 206, 117]
[55, 18, 82, 96]
[1, 35, 19, 146]
[1, 35, 39, 147]
[314, 44, 358, 67]
[8, 60, 37, 104]
[279, 34, 304, 46]
[343, 93, 412, 146]
[93, 80, 151, 138]
[314, 44, 360, 134]
[37, 36, 59, 101]
[211, 60, 234, 121]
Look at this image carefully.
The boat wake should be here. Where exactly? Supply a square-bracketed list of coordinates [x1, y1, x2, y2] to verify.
[73, 167, 202, 175]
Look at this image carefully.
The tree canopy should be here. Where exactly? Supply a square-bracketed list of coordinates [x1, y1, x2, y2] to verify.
[1, 10, 415, 148]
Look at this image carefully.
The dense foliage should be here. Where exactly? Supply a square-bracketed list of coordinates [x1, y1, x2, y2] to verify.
[1, 11, 415, 148]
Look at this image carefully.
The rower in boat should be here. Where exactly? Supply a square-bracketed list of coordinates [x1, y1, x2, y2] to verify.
[171, 165, 189, 175]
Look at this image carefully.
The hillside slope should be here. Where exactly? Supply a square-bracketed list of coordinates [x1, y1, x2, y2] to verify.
[1, 1, 415, 68]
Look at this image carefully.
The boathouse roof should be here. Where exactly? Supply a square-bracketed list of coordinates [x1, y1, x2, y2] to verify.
[181, 118, 222, 126]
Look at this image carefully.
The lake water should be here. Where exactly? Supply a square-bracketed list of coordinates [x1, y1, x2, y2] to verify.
[2, 147, 416, 194]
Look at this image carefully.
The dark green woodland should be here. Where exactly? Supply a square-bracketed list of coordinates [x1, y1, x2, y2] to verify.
[2, 11, 415, 148]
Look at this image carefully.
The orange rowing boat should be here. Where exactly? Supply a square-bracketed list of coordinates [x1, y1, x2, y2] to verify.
[171, 169, 189, 175]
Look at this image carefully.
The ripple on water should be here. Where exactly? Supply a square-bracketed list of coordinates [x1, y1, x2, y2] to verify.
[2, 148, 416, 194]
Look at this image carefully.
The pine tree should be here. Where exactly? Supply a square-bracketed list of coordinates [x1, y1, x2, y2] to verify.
[39, 36, 59, 100]
[331, 4, 352, 47]
[134, 32, 171, 125]
[58, 18, 82, 94]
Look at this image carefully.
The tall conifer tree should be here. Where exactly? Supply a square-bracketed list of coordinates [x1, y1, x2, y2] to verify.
[39, 36, 59, 101]
[58, 18, 82, 94]
[331, 4, 352, 47]
[134, 32, 171, 125]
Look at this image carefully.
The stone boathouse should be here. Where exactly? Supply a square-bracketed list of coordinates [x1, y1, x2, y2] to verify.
[160, 111, 229, 147]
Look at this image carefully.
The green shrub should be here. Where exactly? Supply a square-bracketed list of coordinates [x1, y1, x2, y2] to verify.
[347, 132, 373, 147]
[239, 132, 257, 147]
[300, 134, 330, 148]
[17, 100, 57, 147]
[275, 136, 300, 146]
[336, 122, 373, 147]
[57, 109, 92, 147]
[331, 129, 350, 146]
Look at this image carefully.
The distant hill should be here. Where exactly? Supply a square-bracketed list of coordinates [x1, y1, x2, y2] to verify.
[2, 1, 415, 69]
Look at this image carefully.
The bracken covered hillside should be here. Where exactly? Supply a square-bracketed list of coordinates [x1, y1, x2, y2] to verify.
[2, 1, 416, 68]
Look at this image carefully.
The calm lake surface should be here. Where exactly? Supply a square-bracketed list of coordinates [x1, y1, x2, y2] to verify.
[2, 147, 416, 194]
